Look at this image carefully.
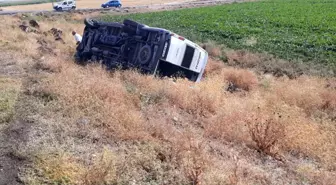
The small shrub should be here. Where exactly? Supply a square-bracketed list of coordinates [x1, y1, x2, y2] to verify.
[222, 68, 258, 92]
[203, 59, 225, 77]
[35, 153, 85, 184]
[0, 78, 21, 123]
[247, 111, 285, 157]
[228, 154, 239, 185]
[225, 50, 261, 68]
[83, 149, 116, 185]
[202, 40, 223, 58]
[176, 134, 209, 185]
[320, 90, 336, 112]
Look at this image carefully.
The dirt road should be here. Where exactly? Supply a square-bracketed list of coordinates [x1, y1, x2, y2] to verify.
[2, 0, 193, 11]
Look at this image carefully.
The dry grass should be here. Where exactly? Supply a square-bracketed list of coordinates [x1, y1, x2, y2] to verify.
[222, 67, 258, 91]
[0, 78, 21, 123]
[273, 76, 336, 118]
[225, 49, 262, 68]
[1, 15, 335, 185]
[34, 152, 86, 184]
[45, 64, 148, 140]
[202, 40, 223, 58]
[246, 110, 285, 157]
[207, 42, 334, 78]
[83, 149, 117, 185]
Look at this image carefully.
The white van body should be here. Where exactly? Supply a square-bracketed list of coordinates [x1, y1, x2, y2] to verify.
[53, 0, 76, 11]
[165, 34, 208, 82]
[145, 25, 208, 82]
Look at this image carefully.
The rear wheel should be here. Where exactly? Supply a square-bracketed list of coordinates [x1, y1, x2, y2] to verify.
[57, 7, 62, 11]
[71, 6, 76, 10]
[138, 45, 152, 65]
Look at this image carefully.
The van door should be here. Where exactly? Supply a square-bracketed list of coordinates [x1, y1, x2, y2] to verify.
[60, 1, 67, 10]
[68, 1, 74, 9]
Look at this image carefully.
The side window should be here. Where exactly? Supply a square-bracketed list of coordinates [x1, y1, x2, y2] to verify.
[62, 2, 67, 5]
[68, 1, 73, 4]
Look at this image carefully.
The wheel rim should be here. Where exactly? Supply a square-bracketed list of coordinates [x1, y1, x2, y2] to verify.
[140, 48, 149, 61]
[138, 45, 152, 64]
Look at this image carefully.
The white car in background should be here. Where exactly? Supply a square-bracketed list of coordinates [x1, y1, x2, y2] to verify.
[53, 0, 76, 11]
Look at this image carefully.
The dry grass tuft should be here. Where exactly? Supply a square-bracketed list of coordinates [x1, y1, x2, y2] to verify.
[83, 149, 116, 185]
[165, 77, 223, 116]
[45, 64, 148, 140]
[246, 110, 285, 157]
[225, 49, 262, 68]
[202, 40, 223, 57]
[203, 58, 225, 77]
[273, 76, 336, 118]
[173, 133, 209, 185]
[35, 153, 85, 184]
[320, 89, 336, 114]
[0, 78, 21, 123]
[222, 68, 258, 92]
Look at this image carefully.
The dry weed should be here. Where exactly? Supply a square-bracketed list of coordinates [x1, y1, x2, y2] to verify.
[35, 152, 85, 184]
[203, 58, 225, 77]
[273, 76, 336, 118]
[174, 133, 209, 185]
[0, 78, 21, 123]
[246, 110, 285, 158]
[202, 40, 223, 57]
[225, 50, 262, 68]
[222, 68, 258, 92]
[165, 77, 223, 116]
[45, 64, 148, 140]
[204, 96, 252, 143]
[228, 154, 239, 185]
[83, 149, 116, 185]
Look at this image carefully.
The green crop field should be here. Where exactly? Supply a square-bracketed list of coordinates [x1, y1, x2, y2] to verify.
[101, 0, 336, 67]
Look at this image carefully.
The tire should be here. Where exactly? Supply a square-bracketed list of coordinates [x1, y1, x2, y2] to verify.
[118, 5, 122, 8]
[84, 18, 99, 28]
[190, 73, 199, 82]
[57, 7, 62, 11]
[138, 45, 152, 65]
[71, 6, 76, 10]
